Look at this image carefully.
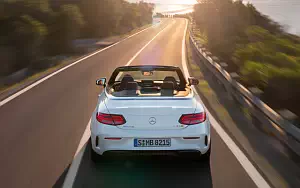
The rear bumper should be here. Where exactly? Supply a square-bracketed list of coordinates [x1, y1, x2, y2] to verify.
[91, 134, 210, 156]
[91, 124, 210, 156]
[91, 112, 211, 156]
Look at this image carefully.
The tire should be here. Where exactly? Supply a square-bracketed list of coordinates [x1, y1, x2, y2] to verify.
[201, 147, 211, 161]
[90, 140, 103, 163]
[90, 148, 99, 163]
[202, 140, 211, 161]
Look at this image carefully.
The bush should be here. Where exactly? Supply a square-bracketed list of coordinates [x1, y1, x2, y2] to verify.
[241, 61, 276, 88]
[245, 26, 275, 42]
[272, 38, 300, 56]
[0, 0, 153, 77]
[193, 0, 300, 115]
[45, 4, 84, 55]
[234, 42, 272, 66]
[263, 70, 300, 113]
[4, 14, 48, 71]
[79, 0, 154, 38]
[270, 53, 300, 68]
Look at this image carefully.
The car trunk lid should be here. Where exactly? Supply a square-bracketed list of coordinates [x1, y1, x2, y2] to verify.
[104, 98, 197, 130]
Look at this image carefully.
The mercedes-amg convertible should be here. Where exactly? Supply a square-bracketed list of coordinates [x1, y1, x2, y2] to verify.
[90, 65, 211, 161]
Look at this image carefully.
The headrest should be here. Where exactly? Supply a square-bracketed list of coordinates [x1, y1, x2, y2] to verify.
[161, 81, 174, 90]
[119, 74, 134, 91]
[164, 76, 177, 83]
[161, 81, 174, 96]
[121, 74, 134, 82]
[126, 82, 138, 90]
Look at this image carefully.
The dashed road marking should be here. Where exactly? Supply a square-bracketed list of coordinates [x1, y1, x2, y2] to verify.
[62, 20, 174, 188]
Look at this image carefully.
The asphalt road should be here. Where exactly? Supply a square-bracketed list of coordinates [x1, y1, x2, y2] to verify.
[0, 19, 258, 188]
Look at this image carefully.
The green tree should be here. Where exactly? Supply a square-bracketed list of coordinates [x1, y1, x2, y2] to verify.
[46, 4, 84, 55]
[79, 0, 153, 38]
[24, 0, 50, 12]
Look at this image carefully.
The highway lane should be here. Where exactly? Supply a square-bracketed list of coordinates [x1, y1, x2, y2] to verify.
[72, 19, 257, 188]
[130, 18, 257, 187]
[0, 18, 258, 188]
[0, 19, 172, 188]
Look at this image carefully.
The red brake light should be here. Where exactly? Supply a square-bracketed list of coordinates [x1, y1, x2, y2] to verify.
[96, 113, 126, 125]
[179, 112, 206, 125]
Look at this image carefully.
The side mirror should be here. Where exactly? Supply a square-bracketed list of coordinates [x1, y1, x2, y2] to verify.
[96, 78, 107, 87]
[188, 77, 199, 86]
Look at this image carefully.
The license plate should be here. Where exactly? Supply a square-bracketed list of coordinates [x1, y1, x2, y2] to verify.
[134, 138, 171, 147]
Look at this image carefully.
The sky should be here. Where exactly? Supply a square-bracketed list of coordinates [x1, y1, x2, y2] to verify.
[126, 0, 300, 34]
[127, 0, 197, 5]
[127, 0, 196, 13]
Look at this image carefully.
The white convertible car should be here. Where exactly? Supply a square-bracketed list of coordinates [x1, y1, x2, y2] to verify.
[90, 65, 211, 161]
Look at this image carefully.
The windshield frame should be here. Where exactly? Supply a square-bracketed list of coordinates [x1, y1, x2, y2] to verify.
[107, 65, 187, 88]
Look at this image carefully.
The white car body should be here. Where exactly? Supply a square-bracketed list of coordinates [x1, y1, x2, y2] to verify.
[90, 66, 211, 158]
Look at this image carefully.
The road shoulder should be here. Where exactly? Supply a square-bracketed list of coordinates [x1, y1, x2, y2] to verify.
[186, 31, 300, 188]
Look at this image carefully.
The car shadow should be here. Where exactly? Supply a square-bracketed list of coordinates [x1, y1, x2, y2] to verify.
[71, 140, 213, 188]
[53, 164, 71, 188]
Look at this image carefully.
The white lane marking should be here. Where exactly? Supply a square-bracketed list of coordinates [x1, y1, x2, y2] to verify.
[181, 20, 190, 81]
[62, 120, 91, 188]
[62, 20, 174, 188]
[181, 19, 271, 188]
[125, 20, 175, 66]
[115, 20, 174, 81]
[0, 22, 159, 107]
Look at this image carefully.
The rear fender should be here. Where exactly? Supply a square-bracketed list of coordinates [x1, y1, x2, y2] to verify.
[91, 92, 110, 133]
[194, 101, 210, 137]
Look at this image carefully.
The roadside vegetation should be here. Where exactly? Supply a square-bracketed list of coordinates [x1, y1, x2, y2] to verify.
[0, 0, 154, 83]
[192, 0, 300, 116]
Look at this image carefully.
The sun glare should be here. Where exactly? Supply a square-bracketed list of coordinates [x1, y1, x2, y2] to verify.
[129, 0, 197, 4]
[161, 0, 197, 4]
[175, 0, 197, 4]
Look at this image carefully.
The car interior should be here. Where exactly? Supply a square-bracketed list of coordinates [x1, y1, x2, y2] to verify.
[108, 74, 191, 97]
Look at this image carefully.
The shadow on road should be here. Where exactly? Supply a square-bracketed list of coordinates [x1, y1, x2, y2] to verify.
[72, 141, 212, 188]
[53, 164, 70, 188]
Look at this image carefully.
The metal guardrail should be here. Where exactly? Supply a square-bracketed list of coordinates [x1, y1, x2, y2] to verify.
[188, 22, 300, 155]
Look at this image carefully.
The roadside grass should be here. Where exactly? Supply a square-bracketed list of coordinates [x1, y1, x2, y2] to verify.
[193, 30, 208, 45]
[186, 31, 289, 188]
[186, 31, 255, 131]
[186, 32, 231, 121]
[242, 107, 252, 121]
[0, 58, 75, 95]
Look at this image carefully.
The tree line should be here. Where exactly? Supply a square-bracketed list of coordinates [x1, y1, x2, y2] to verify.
[193, 0, 300, 116]
[0, 0, 154, 77]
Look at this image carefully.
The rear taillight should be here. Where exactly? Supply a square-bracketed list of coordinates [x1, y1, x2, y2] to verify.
[96, 113, 126, 126]
[179, 112, 206, 125]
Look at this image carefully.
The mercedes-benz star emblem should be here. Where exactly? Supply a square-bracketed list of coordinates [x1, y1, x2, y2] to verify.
[149, 117, 156, 125]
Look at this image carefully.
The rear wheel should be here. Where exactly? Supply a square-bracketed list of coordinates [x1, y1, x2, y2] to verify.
[201, 147, 211, 161]
[188, 144, 211, 162]
[202, 140, 211, 161]
[90, 148, 100, 163]
[90, 139, 103, 163]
